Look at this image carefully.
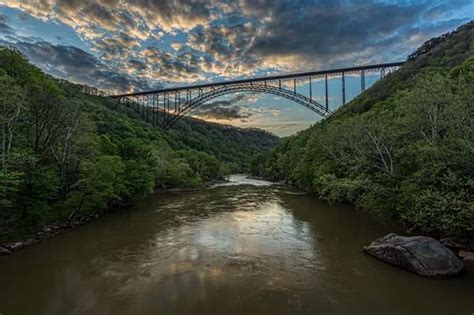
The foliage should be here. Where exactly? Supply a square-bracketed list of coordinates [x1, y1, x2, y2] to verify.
[252, 22, 474, 237]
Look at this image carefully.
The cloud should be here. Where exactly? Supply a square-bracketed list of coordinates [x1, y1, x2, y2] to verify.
[9, 39, 155, 92]
[93, 32, 141, 60]
[171, 42, 183, 50]
[138, 46, 209, 83]
[126, 0, 216, 32]
[187, 22, 261, 77]
[0, 13, 14, 34]
[1, 0, 472, 94]
[193, 104, 251, 120]
[240, 0, 472, 69]
[190, 94, 256, 120]
[1, 0, 217, 41]
[181, 0, 473, 79]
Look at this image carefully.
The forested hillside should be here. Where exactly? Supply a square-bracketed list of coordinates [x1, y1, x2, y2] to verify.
[251, 22, 474, 237]
[0, 48, 278, 240]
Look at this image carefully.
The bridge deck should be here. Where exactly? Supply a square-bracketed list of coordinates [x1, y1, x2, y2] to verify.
[113, 61, 404, 97]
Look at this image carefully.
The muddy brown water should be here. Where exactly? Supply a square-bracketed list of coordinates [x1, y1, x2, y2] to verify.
[0, 175, 473, 315]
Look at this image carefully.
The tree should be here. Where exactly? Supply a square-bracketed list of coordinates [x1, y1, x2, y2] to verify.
[65, 155, 125, 220]
[49, 99, 84, 196]
[0, 71, 23, 171]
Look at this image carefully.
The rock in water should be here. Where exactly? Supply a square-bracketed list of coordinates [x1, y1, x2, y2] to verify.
[364, 233, 464, 277]
[0, 246, 12, 256]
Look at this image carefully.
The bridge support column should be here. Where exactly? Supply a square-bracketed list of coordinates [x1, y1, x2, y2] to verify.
[140, 96, 144, 119]
[146, 95, 149, 122]
[325, 74, 328, 110]
[162, 93, 166, 125]
[137, 96, 140, 118]
[173, 91, 176, 113]
[342, 72, 346, 105]
[361, 70, 366, 92]
[165, 93, 169, 126]
[177, 91, 180, 112]
[153, 94, 159, 126]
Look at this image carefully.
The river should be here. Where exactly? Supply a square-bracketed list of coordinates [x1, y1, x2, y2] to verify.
[0, 175, 473, 314]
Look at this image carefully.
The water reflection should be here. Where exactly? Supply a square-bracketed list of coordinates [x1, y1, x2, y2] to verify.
[210, 174, 275, 187]
[105, 181, 322, 313]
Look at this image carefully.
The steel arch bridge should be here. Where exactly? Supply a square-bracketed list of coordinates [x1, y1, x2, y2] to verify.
[111, 61, 404, 129]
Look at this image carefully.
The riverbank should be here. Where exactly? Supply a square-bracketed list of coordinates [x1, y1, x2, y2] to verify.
[0, 212, 101, 255]
[0, 177, 232, 256]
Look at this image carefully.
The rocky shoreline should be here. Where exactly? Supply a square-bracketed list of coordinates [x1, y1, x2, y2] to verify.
[0, 212, 100, 255]
[364, 233, 474, 277]
[0, 179, 231, 256]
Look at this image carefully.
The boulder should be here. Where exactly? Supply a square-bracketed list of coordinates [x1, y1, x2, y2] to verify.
[364, 233, 464, 277]
[23, 238, 37, 246]
[9, 242, 24, 250]
[0, 246, 12, 256]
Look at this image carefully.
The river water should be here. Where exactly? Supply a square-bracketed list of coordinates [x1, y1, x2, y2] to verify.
[0, 175, 473, 314]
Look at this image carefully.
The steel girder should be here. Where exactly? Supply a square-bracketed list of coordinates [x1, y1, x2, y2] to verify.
[163, 83, 333, 128]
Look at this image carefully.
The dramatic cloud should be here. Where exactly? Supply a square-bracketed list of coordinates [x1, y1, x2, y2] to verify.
[1, 0, 217, 41]
[192, 104, 252, 121]
[2, 0, 472, 93]
[11, 40, 154, 92]
[138, 46, 209, 83]
[190, 94, 254, 121]
[187, 22, 262, 77]
[196, 0, 472, 71]
[126, 0, 217, 32]
[0, 0, 472, 135]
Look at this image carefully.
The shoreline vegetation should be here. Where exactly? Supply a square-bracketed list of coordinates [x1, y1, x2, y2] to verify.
[0, 177, 230, 255]
[250, 22, 474, 240]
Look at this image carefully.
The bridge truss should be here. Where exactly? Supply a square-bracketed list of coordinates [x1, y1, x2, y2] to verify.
[112, 62, 403, 129]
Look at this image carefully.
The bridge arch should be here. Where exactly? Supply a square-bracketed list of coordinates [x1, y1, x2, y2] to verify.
[112, 62, 404, 129]
[165, 83, 332, 128]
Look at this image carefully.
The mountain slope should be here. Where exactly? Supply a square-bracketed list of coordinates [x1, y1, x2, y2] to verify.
[252, 21, 474, 237]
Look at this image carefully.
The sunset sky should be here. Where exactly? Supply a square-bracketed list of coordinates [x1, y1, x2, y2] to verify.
[0, 1, 472, 135]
